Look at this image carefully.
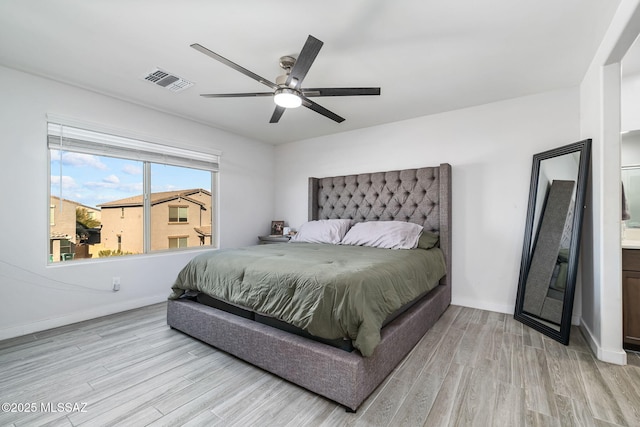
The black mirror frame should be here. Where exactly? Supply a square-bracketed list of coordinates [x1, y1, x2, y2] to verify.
[514, 139, 591, 344]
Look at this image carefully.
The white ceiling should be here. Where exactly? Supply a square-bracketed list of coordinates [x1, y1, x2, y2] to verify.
[0, 1, 621, 145]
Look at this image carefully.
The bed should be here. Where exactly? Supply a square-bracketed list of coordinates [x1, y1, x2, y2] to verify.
[167, 164, 452, 411]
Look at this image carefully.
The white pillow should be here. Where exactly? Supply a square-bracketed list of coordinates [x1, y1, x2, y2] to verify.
[290, 219, 352, 244]
[341, 221, 423, 249]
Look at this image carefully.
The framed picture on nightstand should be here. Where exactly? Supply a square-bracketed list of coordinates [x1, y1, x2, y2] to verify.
[270, 220, 285, 235]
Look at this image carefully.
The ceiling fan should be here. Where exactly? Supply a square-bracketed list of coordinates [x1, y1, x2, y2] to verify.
[191, 35, 381, 123]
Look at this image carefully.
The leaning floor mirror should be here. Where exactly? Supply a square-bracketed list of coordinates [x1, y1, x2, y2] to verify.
[514, 139, 591, 344]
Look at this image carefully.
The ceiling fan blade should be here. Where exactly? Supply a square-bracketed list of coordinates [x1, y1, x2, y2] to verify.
[286, 35, 323, 89]
[191, 43, 278, 90]
[270, 106, 286, 123]
[302, 87, 381, 97]
[200, 92, 273, 98]
[300, 97, 345, 123]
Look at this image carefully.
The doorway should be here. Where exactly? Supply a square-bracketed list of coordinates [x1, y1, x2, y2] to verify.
[621, 36, 640, 351]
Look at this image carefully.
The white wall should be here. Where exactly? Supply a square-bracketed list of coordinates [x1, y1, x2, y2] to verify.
[0, 66, 275, 340]
[274, 88, 580, 315]
[621, 131, 640, 166]
[622, 72, 640, 132]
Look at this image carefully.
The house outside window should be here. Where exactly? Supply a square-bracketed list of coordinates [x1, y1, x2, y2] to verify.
[49, 196, 101, 261]
[48, 121, 219, 263]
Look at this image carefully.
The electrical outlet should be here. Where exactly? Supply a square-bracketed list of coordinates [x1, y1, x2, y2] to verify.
[112, 277, 121, 291]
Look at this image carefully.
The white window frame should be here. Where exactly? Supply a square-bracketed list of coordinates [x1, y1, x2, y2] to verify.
[47, 116, 220, 262]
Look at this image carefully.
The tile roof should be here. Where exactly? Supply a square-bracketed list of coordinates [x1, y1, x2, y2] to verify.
[194, 225, 212, 236]
[98, 189, 211, 208]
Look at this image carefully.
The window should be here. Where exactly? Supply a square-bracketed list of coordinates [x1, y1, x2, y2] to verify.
[48, 121, 219, 263]
[169, 206, 188, 223]
[168, 236, 188, 248]
[59, 239, 73, 260]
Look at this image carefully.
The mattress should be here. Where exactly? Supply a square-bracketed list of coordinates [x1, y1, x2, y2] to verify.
[170, 242, 446, 356]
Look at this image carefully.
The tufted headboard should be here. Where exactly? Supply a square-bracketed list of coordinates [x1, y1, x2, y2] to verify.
[308, 164, 452, 288]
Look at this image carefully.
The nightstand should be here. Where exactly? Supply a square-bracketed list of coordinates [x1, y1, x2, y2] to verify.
[258, 235, 291, 245]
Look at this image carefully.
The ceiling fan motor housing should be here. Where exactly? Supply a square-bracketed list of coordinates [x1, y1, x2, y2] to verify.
[279, 55, 296, 72]
[275, 74, 289, 86]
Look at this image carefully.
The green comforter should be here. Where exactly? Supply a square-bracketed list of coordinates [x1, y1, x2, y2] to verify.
[169, 242, 446, 356]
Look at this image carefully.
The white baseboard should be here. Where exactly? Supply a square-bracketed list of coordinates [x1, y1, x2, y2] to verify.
[451, 297, 514, 315]
[0, 294, 168, 341]
[451, 300, 599, 350]
[579, 320, 627, 366]
[572, 314, 581, 326]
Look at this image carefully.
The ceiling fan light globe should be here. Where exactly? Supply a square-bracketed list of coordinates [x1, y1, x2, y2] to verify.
[274, 88, 302, 108]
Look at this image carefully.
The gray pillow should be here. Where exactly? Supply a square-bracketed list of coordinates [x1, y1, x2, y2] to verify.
[417, 231, 439, 249]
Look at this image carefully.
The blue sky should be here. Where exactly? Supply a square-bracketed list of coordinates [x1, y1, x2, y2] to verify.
[50, 150, 212, 208]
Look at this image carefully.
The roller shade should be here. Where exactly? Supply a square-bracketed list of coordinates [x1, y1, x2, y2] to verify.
[47, 122, 219, 172]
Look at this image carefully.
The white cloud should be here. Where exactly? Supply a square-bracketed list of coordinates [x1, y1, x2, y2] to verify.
[50, 175, 77, 189]
[122, 164, 142, 175]
[85, 179, 142, 193]
[61, 152, 108, 170]
[153, 184, 178, 192]
[85, 181, 115, 189]
[121, 182, 143, 193]
[103, 174, 120, 184]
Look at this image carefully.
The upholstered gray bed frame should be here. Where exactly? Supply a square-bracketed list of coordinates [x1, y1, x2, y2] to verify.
[167, 164, 452, 411]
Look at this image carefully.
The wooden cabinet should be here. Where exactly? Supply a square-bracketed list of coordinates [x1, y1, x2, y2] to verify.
[622, 249, 640, 349]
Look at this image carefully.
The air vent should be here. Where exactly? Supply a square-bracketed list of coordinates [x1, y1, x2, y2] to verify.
[143, 68, 193, 92]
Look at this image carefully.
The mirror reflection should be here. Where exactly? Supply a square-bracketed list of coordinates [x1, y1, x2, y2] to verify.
[622, 130, 640, 240]
[524, 152, 579, 328]
[622, 166, 640, 231]
[515, 140, 591, 344]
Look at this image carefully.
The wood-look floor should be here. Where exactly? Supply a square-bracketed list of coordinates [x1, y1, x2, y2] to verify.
[1, 303, 639, 427]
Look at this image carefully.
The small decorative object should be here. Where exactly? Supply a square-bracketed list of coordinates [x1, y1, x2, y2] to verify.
[271, 220, 285, 235]
[282, 227, 291, 236]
